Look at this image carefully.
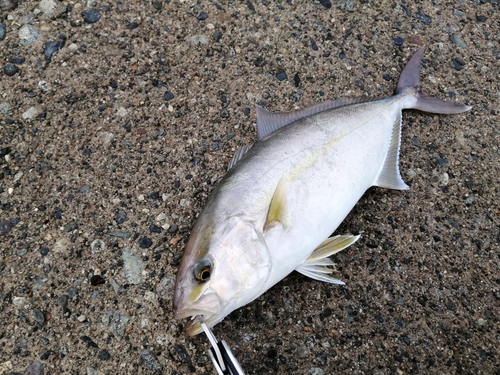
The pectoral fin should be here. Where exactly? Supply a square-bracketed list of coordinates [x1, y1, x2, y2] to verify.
[264, 177, 288, 231]
[295, 234, 360, 284]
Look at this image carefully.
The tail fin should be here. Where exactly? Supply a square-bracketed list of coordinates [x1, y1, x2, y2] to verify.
[397, 48, 472, 114]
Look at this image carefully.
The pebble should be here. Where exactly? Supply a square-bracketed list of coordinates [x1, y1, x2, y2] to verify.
[276, 70, 287, 81]
[98, 349, 110, 360]
[19, 24, 40, 46]
[3, 64, 19, 76]
[142, 349, 163, 373]
[81, 9, 101, 23]
[213, 30, 222, 42]
[68, 288, 78, 298]
[57, 295, 68, 308]
[0, 101, 12, 115]
[102, 311, 129, 341]
[122, 248, 144, 284]
[174, 344, 191, 363]
[0, 23, 6, 41]
[149, 224, 161, 233]
[33, 274, 48, 289]
[64, 221, 78, 232]
[115, 209, 128, 224]
[86, 367, 98, 375]
[197, 12, 208, 21]
[33, 309, 45, 323]
[155, 276, 175, 299]
[0, 221, 12, 236]
[22, 107, 41, 119]
[319, 0, 332, 9]
[90, 275, 105, 286]
[53, 237, 70, 253]
[108, 231, 132, 239]
[163, 91, 174, 101]
[138, 237, 153, 248]
[297, 345, 309, 358]
[450, 34, 466, 48]
[9, 57, 25, 64]
[16, 248, 27, 256]
[450, 58, 465, 71]
[39, 0, 58, 17]
[416, 12, 431, 25]
[476, 15, 487, 23]
[25, 361, 44, 375]
[393, 37, 404, 46]
[79, 185, 90, 194]
[309, 368, 325, 375]
[189, 34, 208, 45]
[90, 239, 105, 253]
[44, 39, 65, 62]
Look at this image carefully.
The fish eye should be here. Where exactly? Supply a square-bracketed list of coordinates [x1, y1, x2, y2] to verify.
[193, 259, 212, 283]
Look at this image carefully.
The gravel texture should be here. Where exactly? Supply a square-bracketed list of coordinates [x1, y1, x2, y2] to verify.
[0, 1, 499, 374]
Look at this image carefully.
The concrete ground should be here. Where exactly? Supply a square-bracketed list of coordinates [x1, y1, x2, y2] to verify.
[0, 0, 498, 374]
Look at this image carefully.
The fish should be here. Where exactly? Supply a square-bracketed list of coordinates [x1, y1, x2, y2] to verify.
[173, 48, 471, 336]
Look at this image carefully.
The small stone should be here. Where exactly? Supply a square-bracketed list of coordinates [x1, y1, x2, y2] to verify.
[33, 309, 45, 323]
[44, 39, 65, 62]
[297, 345, 309, 358]
[81, 9, 101, 23]
[33, 274, 49, 289]
[127, 22, 139, 30]
[0, 221, 12, 236]
[22, 107, 41, 119]
[142, 349, 163, 373]
[108, 231, 132, 239]
[102, 311, 129, 341]
[115, 209, 128, 224]
[90, 275, 105, 286]
[122, 248, 144, 284]
[79, 185, 90, 194]
[25, 361, 44, 375]
[415, 12, 431, 25]
[39, 0, 58, 17]
[57, 295, 69, 308]
[13, 296, 26, 305]
[213, 30, 222, 42]
[149, 224, 161, 233]
[476, 15, 487, 23]
[16, 248, 27, 256]
[98, 349, 111, 360]
[309, 368, 325, 375]
[9, 57, 25, 64]
[86, 367, 98, 375]
[81, 336, 98, 348]
[90, 239, 105, 253]
[138, 237, 153, 248]
[174, 344, 191, 363]
[189, 34, 208, 45]
[450, 34, 466, 49]
[276, 70, 287, 81]
[197, 12, 208, 21]
[64, 221, 78, 232]
[4, 64, 19, 76]
[163, 91, 174, 101]
[407, 35, 424, 46]
[318, 0, 332, 8]
[156, 276, 175, 299]
[393, 37, 404, 46]
[477, 318, 486, 326]
[0, 23, 6, 41]
[53, 237, 71, 253]
[19, 24, 40, 46]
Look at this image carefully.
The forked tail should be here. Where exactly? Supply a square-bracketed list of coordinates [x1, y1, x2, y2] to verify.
[396, 48, 472, 114]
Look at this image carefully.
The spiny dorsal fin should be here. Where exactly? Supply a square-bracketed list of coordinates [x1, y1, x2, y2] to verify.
[264, 176, 288, 231]
[227, 144, 253, 171]
[256, 97, 377, 140]
[295, 234, 360, 284]
[373, 111, 409, 190]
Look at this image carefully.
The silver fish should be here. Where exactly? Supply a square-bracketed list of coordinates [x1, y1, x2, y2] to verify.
[173, 48, 471, 335]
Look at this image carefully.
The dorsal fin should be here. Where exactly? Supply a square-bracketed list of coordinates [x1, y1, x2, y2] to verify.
[373, 111, 409, 190]
[227, 144, 253, 171]
[256, 97, 376, 140]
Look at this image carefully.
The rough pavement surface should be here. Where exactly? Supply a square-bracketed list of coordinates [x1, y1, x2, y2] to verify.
[0, 0, 499, 374]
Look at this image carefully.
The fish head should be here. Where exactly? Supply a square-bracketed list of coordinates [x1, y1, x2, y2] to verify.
[173, 215, 271, 335]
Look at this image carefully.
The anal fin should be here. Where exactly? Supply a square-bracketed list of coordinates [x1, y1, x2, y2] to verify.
[374, 111, 409, 190]
[295, 234, 360, 284]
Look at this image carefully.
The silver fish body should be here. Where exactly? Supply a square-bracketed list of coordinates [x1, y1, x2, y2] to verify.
[173, 49, 471, 335]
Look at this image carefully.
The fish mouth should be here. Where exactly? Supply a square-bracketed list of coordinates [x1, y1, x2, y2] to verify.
[174, 310, 220, 336]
